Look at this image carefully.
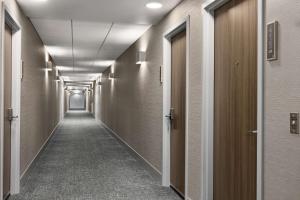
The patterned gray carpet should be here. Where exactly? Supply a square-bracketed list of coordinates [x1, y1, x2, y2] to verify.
[10, 112, 181, 200]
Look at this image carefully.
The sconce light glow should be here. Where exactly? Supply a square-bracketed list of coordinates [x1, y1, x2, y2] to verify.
[54, 76, 60, 82]
[25, 0, 47, 3]
[45, 46, 72, 57]
[146, 2, 163, 9]
[94, 60, 115, 67]
[45, 61, 53, 71]
[136, 51, 146, 65]
[44, 46, 49, 62]
[56, 66, 73, 71]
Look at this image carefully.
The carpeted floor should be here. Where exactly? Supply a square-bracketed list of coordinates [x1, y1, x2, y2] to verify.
[9, 112, 181, 200]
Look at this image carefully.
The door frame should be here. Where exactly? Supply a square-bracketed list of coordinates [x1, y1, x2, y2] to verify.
[0, 3, 22, 198]
[85, 90, 89, 112]
[201, 0, 264, 200]
[162, 16, 190, 198]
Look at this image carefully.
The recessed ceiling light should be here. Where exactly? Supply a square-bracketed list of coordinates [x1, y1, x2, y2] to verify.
[146, 2, 163, 9]
[28, 0, 47, 2]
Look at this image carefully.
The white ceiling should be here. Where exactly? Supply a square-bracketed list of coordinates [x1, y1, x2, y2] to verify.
[32, 19, 150, 72]
[17, 0, 181, 24]
[17, 0, 181, 82]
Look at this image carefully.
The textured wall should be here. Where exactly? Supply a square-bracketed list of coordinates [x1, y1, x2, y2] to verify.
[264, 0, 300, 200]
[95, 0, 204, 199]
[3, 0, 63, 174]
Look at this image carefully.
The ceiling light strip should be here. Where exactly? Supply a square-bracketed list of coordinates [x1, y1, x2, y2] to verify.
[91, 22, 114, 68]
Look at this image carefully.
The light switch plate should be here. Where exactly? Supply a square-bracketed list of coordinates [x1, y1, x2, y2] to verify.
[290, 113, 299, 134]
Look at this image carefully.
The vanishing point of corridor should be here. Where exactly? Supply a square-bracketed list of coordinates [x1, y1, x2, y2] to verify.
[9, 112, 180, 200]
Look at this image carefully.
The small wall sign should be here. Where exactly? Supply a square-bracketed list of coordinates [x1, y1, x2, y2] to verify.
[267, 21, 279, 61]
[160, 66, 163, 85]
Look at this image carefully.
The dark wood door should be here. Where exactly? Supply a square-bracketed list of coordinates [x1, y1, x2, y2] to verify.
[3, 23, 13, 200]
[170, 30, 186, 196]
[214, 0, 257, 199]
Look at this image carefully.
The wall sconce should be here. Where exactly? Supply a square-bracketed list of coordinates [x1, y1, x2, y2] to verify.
[46, 61, 53, 71]
[109, 73, 115, 79]
[136, 51, 146, 64]
[54, 76, 60, 82]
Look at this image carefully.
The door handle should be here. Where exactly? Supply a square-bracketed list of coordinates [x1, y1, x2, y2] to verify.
[7, 108, 18, 121]
[165, 114, 174, 121]
[248, 130, 258, 135]
[165, 108, 175, 121]
[165, 114, 172, 119]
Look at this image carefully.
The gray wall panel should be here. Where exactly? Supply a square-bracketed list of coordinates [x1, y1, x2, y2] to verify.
[69, 93, 86, 110]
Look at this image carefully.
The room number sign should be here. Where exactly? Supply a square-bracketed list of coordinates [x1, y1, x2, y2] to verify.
[267, 21, 279, 61]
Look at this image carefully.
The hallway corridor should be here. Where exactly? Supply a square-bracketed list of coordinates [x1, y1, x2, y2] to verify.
[9, 112, 180, 200]
[1, 0, 299, 199]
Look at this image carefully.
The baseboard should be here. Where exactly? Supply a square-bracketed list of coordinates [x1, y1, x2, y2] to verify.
[96, 120, 162, 176]
[20, 121, 62, 179]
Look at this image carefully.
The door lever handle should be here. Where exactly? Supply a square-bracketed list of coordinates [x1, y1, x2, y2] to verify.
[8, 115, 18, 121]
[248, 130, 258, 135]
[7, 108, 18, 121]
[165, 108, 175, 121]
[165, 114, 173, 121]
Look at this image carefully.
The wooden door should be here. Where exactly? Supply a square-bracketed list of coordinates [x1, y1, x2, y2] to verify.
[3, 23, 13, 200]
[214, 0, 257, 199]
[170, 30, 186, 197]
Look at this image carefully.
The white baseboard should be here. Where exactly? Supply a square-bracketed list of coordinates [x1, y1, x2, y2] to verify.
[96, 119, 162, 176]
[20, 121, 62, 179]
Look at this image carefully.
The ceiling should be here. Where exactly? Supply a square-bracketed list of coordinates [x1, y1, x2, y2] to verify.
[17, 0, 181, 84]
